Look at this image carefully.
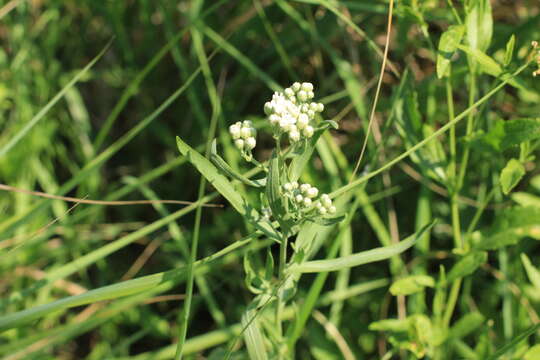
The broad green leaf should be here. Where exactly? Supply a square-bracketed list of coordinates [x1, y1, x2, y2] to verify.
[524, 344, 540, 360]
[474, 206, 540, 250]
[447, 251, 487, 282]
[289, 123, 331, 182]
[504, 35, 516, 66]
[210, 140, 265, 188]
[289, 222, 434, 273]
[466, 0, 492, 53]
[448, 312, 485, 339]
[390, 275, 435, 296]
[500, 159, 525, 195]
[511, 192, 540, 208]
[471, 118, 540, 152]
[177, 136, 279, 240]
[241, 305, 268, 360]
[458, 44, 501, 76]
[521, 253, 540, 289]
[437, 25, 465, 79]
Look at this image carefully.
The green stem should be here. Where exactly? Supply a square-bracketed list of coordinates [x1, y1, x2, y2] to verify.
[276, 233, 288, 358]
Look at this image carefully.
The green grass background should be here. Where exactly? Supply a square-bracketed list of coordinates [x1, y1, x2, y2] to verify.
[1, 0, 540, 359]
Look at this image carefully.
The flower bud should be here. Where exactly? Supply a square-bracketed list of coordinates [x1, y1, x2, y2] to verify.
[241, 126, 253, 139]
[297, 113, 309, 129]
[318, 206, 327, 215]
[297, 90, 308, 102]
[264, 102, 273, 115]
[303, 197, 312, 207]
[307, 91, 314, 99]
[245, 137, 256, 150]
[301, 82, 314, 92]
[269, 114, 280, 125]
[234, 139, 245, 150]
[229, 124, 241, 139]
[295, 194, 304, 203]
[283, 183, 293, 192]
[291, 181, 299, 189]
[303, 126, 314, 138]
[306, 187, 318, 198]
[300, 183, 311, 193]
[328, 206, 337, 214]
[292, 82, 301, 92]
[317, 103, 324, 112]
[321, 194, 332, 208]
[307, 110, 315, 118]
[284, 88, 295, 98]
[289, 130, 300, 142]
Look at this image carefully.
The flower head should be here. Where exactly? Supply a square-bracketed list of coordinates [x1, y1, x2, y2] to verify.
[264, 82, 324, 143]
[230, 120, 257, 160]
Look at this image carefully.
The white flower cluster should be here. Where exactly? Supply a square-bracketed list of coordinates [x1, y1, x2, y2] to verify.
[263, 82, 324, 143]
[229, 120, 256, 159]
[282, 181, 336, 216]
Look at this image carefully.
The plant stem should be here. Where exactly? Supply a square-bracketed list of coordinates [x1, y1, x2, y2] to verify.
[276, 233, 288, 358]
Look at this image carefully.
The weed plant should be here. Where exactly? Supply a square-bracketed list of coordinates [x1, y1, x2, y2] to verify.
[1, 1, 540, 359]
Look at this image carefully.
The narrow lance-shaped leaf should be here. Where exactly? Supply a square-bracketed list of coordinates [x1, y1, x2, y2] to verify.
[500, 158, 525, 195]
[210, 140, 266, 188]
[177, 136, 279, 240]
[289, 221, 434, 273]
[437, 25, 465, 79]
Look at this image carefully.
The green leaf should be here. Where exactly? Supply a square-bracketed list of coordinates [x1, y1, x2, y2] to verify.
[500, 159, 525, 195]
[488, 323, 540, 360]
[390, 275, 435, 296]
[504, 35, 516, 66]
[474, 206, 540, 250]
[311, 215, 346, 227]
[466, 0, 493, 53]
[521, 253, 540, 290]
[447, 251, 487, 283]
[449, 312, 485, 339]
[210, 140, 265, 188]
[511, 192, 540, 208]
[437, 25, 465, 79]
[458, 44, 501, 76]
[241, 305, 268, 360]
[266, 150, 286, 225]
[369, 318, 409, 332]
[524, 344, 540, 360]
[289, 123, 332, 182]
[289, 222, 434, 273]
[177, 136, 279, 240]
[471, 118, 540, 152]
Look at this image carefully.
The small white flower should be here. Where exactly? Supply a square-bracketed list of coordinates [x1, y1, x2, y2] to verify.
[292, 82, 301, 92]
[303, 197, 312, 207]
[291, 181, 299, 189]
[301, 82, 313, 92]
[245, 137, 256, 150]
[241, 126, 253, 139]
[317, 103, 324, 112]
[283, 182, 293, 192]
[300, 183, 311, 193]
[307, 110, 315, 118]
[229, 124, 241, 139]
[321, 194, 332, 208]
[307, 91, 314, 99]
[328, 206, 337, 214]
[295, 194, 304, 203]
[318, 206, 327, 215]
[284, 88, 295, 98]
[289, 130, 300, 142]
[269, 114, 280, 125]
[234, 139, 245, 150]
[264, 102, 273, 115]
[297, 113, 309, 129]
[303, 126, 314, 138]
[306, 187, 318, 198]
[297, 90, 308, 102]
